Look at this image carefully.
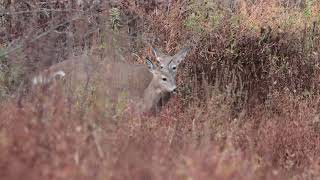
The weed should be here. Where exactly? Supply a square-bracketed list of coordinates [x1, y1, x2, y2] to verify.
[110, 7, 122, 31]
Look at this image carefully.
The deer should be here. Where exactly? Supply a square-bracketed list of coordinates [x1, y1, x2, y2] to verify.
[151, 47, 190, 107]
[152, 47, 190, 77]
[31, 54, 177, 114]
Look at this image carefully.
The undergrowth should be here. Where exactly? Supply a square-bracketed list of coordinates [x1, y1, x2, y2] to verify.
[1, 0, 320, 179]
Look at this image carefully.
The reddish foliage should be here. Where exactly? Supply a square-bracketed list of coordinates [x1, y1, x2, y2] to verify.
[0, 92, 319, 180]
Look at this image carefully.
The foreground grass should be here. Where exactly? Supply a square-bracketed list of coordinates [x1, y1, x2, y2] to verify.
[0, 90, 319, 180]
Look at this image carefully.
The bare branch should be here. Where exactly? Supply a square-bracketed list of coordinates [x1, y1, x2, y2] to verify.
[0, 9, 84, 16]
[2, 15, 84, 57]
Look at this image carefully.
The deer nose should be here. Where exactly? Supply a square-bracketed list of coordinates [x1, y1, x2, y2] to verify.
[172, 87, 177, 93]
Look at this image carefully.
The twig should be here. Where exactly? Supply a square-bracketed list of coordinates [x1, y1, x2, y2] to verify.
[0, 9, 84, 16]
[92, 128, 104, 159]
[2, 14, 84, 57]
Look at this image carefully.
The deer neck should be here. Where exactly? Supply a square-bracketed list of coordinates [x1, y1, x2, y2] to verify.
[141, 80, 162, 112]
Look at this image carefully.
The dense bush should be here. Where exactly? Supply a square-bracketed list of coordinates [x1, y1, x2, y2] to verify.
[120, 0, 320, 113]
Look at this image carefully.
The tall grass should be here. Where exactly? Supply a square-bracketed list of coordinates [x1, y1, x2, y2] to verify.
[1, 88, 320, 179]
[1, 0, 320, 179]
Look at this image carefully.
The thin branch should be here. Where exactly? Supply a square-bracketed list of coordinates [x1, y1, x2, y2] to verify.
[0, 9, 84, 16]
[2, 15, 84, 57]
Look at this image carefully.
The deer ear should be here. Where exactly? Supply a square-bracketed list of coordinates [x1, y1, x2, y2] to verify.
[145, 58, 155, 71]
[171, 47, 190, 66]
[152, 47, 157, 55]
[152, 47, 164, 62]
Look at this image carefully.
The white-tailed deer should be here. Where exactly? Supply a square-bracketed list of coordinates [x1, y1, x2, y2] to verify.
[152, 47, 190, 77]
[32, 54, 176, 114]
[151, 47, 190, 107]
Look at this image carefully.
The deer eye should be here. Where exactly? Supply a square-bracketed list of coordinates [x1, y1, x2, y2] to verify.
[162, 77, 167, 81]
[172, 66, 177, 70]
[160, 65, 164, 69]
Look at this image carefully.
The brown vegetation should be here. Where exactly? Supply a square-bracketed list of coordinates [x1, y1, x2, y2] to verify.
[1, 0, 320, 179]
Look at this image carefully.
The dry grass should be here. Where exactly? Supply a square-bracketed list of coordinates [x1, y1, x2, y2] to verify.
[1, 89, 320, 179]
[1, 0, 320, 179]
